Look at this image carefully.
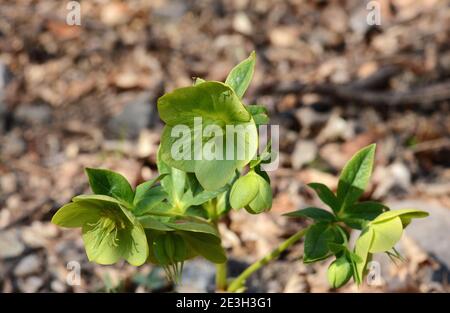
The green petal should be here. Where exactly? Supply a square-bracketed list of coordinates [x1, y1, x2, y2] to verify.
[354, 227, 374, 284]
[73, 194, 131, 209]
[195, 158, 237, 191]
[82, 223, 124, 265]
[247, 174, 272, 214]
[123, 223, 149, 266]
[369, 216, 403, 253]
[372, 208, 429, 227]
[230, 173, 259, 209]
[52, 202, 101, 228]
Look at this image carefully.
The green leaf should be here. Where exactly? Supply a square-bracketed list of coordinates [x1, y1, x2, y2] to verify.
[188, 186, 228, 207]
[341, 201, 387, 229]
[327, 256, 353, 288]
[246, 104, 269, 126]
[134, 174, 167, 204]
[250, 141, 273, 169]
[307, 183, 340, 214]
[52, 201, 101, 228]
[85, 168, 134, 204]
[165, 217, 220, 238]
[304, 223, 337, 263]
[181, 232, 227, 263]
[225, 51, 256, 98]
[157, 81, 257, 191]
[284, 207, 336, 222]
[194, 77, 205, 85]
[133, 186, 168, 216]
[336, 144, 376, 213]
[138, 216, 174, 231]
[368, 216, 403, 253]
[354, 227, 374, 285]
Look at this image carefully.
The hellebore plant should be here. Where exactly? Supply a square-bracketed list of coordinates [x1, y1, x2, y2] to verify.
[52, 52, 428, 292]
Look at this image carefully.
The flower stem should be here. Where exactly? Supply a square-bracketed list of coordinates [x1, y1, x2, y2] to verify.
[227, 227, 309, 292]
[210, 201, 228, 291]
[215, 262, 228, 291]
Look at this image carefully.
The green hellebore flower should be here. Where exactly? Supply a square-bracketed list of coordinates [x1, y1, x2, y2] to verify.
[52, 196, 148, 266]
[327, 255, 353, 289]
[230, 171, 272, 214]
[354, 208, 428, 284]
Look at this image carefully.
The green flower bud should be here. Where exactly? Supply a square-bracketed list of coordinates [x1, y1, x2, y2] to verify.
[230, 171, 272, 214]
[327, 256, 353, 289]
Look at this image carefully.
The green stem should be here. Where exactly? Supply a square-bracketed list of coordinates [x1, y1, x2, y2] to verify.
[227, 227, 309, 292]
[210, 201, 228, 291]
[216, 262, 228, 291]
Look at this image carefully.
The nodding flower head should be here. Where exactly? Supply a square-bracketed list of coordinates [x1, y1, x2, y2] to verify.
[52, 197, 148, 266]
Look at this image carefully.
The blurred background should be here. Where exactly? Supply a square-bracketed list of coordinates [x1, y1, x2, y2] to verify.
[0, 0, 449, 293]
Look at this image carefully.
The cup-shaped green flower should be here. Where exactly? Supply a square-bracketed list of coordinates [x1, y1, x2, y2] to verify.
[52, 195, 148, 266]
[354, 208, 428, 283]
[229, 171, 272, 214]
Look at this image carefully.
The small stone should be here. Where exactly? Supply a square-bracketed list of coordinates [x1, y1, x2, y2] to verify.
[233, 12, 253, 35]
[177, 259, 216, 293]
[100, 2, 130, 26]
[373, 162, 411, 198]
[50, 280, 67, 293]
[291, 140, 317, 170]
[14, 254, 42, 277]
[0, 173, 17, 194]
[0, 229, 25, 259]
[15, 104, 52, 125]
[107, 92, 155, 139]
[2, 131, 26, 157]
[269, 27, 299, 47]
[21, 221, 59, 248]
[18, 276, 43, 293]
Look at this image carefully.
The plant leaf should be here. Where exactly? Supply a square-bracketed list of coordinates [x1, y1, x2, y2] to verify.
[307, 183, 340, 214]
[341, 201, 388, 229]
[165, 217, 220, 238]
[336, 144, 376, 213]
[133, 186, 168, 216]
[284, 207, 336, 222]
[246, 104, 269, 126]
[181, 232, 227, 264]
[138, 216, 174, 231]
[304, 223, 336, 263]
[134, 174, 167, 204]
[85, 168, 134, 204]
[225, 51, 256, 98]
